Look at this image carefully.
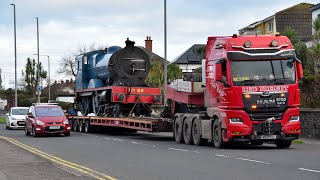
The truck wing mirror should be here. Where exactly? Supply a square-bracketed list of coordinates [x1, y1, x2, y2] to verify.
[297, 62, 303, 79]
[215, 63, 223, 82]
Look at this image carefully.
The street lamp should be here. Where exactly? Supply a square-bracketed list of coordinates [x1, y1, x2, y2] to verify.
[34, 54, 50, 102]
[164, 0, 167, 105]
[10, 3, 17, 107]
[36, 17, 40, 103]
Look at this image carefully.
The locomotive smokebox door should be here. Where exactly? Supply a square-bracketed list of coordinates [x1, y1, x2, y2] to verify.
[108, 38, 151, 86]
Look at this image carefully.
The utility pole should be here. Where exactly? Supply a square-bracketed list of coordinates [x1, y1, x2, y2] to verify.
[34, 54, 50, 102]
[10, 4, 17, 107]
[0, 68, 2, 90]
[36, 17, 40, 103]
[164, 0, 167, 105]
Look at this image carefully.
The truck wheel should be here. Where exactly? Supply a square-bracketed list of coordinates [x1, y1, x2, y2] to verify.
[84, 121, 91, 133]
[73, 120, 79, 132]
[79, 120, 85, 132]
[183, 117, 193, 145]
[192, 118, 205, 146]
[213, 120, 224, 148]
[275, 140, 292, 148]
[174, 115, 184, 143]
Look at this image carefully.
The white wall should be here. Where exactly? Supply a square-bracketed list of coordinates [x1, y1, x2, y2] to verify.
[0, 99, 7, 110]
[179, 64, 201, 73]
[312, 8, 320, 34]
[56, 96, 74, 103]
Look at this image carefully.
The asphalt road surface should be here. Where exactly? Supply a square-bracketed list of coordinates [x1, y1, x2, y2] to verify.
[1, 124, 320, 180]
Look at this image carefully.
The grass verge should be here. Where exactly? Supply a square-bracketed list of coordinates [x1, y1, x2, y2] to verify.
[0, 117, 6, 124]
[293, 139, 303, 144]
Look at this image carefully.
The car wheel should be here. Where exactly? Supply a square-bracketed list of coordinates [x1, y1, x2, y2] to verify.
[6, 125, 9, 129]
[32, 126, 38, 137]
[25, 126, 30, 136]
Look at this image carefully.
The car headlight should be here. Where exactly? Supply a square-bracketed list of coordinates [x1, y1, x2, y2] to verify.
[36, 120, 45, 125]
[289, 116, 299, 122]
[63, 120, 69, 125]
[229, 118, 243, 124]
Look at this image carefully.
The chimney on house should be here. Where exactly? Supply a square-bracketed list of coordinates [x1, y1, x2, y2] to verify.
[145, 36, 153, 52]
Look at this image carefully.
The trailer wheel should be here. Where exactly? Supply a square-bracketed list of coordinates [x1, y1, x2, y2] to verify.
[275, 140, 292, 148]
[79, 120, 85, 132]
[174, 114, 184, 143]
[192, 118, 205, 146]
[73, 120, 79, 132]
[213, 119, 224, 148]
[183, 116, 193, 145]
[84, 121, 91, 133]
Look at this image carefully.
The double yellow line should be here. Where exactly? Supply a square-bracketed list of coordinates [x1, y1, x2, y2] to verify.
[0, 136, 117, 180]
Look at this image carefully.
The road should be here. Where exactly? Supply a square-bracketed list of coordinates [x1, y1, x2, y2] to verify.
[0, 124, 320, 180]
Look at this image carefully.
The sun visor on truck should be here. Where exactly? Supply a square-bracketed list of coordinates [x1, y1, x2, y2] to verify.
[227, 49, 295, 60]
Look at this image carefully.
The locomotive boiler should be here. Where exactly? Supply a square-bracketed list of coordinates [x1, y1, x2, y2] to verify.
[75, 38, 162, 117]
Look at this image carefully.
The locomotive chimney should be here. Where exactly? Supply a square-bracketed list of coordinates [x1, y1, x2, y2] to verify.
[125, 38, 135, 47]
[145, 36, 153, 52]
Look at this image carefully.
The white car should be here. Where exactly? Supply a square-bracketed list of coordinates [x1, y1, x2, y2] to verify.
[6, 107, 29, 130]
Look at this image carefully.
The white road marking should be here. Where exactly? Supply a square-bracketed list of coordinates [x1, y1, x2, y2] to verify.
[193, 151, 200, 154]
[215, 154, 230, 158]
[104, 137, 111, 140]
[168, 148, 190, 152]
[236, 158, 271, 165]
[111, 138, 123, 142]
[298, 168, 320, 173]
[131, 141, 156, 148]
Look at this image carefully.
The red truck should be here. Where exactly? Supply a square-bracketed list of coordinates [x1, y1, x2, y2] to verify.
[167, 34, 303, 148]
[69, 34, 303, 149]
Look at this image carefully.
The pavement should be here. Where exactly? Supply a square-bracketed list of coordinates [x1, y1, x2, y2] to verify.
[0, 124, 320, 180]
[0, 137, 93, 180]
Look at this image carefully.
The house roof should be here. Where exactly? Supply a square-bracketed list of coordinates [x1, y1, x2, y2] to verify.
[238, 15, 274, 32]
[310, 3, 320, 11]
[137, 46, 166, 63]
[171, 44, 206, 65]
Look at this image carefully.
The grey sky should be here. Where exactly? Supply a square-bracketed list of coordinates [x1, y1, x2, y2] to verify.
[0, 0, 318, 88]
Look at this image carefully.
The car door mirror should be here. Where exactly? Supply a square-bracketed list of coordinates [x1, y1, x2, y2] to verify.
[6, 113, 9, 116]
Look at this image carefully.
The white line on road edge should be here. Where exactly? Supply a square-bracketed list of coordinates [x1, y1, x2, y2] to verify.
[111, 138, 123, 142]
[298, 168, 320, 173]
[104, 137, 111, 140]
[131, 142, 156, 148]
[168, 148, 190, 152]
[215, 154, 230, 158]
[236, 158, 271, 165]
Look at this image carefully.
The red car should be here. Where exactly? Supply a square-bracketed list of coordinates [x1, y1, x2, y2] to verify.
[25, 104, 71, 137]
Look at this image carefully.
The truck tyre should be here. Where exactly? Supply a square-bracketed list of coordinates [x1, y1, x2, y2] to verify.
[192, 118, 205, 146]
[275, 140, 292, 148]
[213, 120, 224, 148]
[174, 114, 184, 143]
[70, 119, 74, 131]
[73, 120, 79, 132]
[183, 116, 193, 145]
[79, 120, 85, 132]
[84, 121, 91, 133]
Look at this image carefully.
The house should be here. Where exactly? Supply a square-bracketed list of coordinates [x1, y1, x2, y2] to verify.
[239, 3, 314, 42]
[141, 36, 165, 63]
[311, 3, 320, 34]
[0, 98, 7, 110]
[170, 44, 206, 73]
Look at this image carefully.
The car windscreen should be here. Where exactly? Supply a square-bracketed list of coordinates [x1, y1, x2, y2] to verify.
[230, 59, 296, 86]
[11, 108, 28, 115]
[35, 107, 65, 117]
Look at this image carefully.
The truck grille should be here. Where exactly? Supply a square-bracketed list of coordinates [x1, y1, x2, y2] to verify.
[249, 112, 283, 121]
[254, 122, 282, 135]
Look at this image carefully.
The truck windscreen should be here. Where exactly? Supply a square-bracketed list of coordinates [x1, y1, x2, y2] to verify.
[231, 59, 295, 86]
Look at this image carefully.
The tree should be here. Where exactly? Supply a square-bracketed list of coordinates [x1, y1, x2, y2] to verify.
[282, 26, 298, 45]
[146, 60, 182, 88]
[22, 58, 47, 95]
[312, 17, 320, 42]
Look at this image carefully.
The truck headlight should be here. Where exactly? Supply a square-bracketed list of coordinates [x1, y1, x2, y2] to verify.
[229, 118, 243, 124]
[289, 116, 299, 122]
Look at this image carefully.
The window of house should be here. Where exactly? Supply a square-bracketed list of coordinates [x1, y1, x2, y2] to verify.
[268, 22, 273, 32]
